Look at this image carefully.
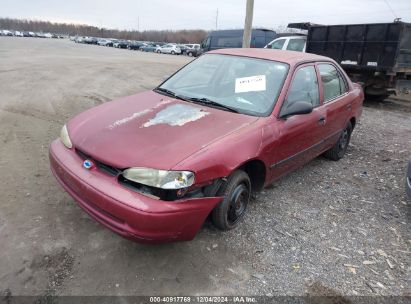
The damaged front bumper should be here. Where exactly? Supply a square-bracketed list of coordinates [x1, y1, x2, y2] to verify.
[49, 140, 222, 243]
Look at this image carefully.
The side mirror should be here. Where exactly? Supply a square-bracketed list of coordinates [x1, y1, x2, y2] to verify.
[280, 101, 313, 118]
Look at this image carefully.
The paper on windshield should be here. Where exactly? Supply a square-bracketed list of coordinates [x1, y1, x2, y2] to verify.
[235, 75, 266, 93]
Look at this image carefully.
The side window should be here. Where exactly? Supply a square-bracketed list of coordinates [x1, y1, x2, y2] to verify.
[271, 39, 286, 50]
[286, 39, 306, 52]
[282, 66, 319, 112]
[201, 37, 210, 49]
[216, 37, 242, 48]
[318, 64, 348, 102]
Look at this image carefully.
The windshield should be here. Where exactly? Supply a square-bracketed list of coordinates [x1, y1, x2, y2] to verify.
[158, 54, 289, 116]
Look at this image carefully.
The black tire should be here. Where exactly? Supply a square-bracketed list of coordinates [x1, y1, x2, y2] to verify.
[323, 122, 353, 161]
[211, 170, 251, 230]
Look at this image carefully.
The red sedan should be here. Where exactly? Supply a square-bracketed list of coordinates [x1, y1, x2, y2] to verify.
[49, 49, 363, 243]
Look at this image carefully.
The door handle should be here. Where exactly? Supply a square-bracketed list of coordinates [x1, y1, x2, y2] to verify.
[318, 117, 326, 125]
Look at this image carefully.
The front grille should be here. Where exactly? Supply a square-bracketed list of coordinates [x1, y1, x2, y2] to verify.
[75, 149, 201, 201]
[75, 148, 123, 176]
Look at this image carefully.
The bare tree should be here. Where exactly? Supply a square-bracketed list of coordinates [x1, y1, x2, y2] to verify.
[0, 18, 208, 43]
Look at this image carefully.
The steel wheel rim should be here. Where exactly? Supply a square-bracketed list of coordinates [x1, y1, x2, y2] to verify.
[227, 184, 249, 225]
[339, 128, 349, 150]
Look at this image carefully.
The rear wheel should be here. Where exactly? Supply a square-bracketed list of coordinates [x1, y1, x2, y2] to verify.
[324, 122, 352, 161]
[211, 170, 251, 230]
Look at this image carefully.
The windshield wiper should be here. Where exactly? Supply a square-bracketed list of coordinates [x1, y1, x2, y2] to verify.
[183, 97, 239, 113]
[153, 87, 177, 97]
[154, 87, 195, 103]
[154, 88, 239, 113]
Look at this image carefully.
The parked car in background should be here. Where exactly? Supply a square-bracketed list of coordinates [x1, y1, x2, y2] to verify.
[14, 31, 23, 37]
[178, 44, 189, 55]
[74, 36, 85, 43]
[406, 161, 411, 199]
[84, 37, 98, 44]
[49, 49, 363, 243]
[140, 43, 160, 52]
[97, 39, 112, 46]
[185, 44, 201, 57]
[113, 40, 129, 48]
[158, 44, 181, 55]
[108, 39, 118, 46]
[36, 33, 47, 38]
[128, 41, 145, 50]
[0, 30, 13, 36]
[265, 36, 307, 52]
[185, 44, 200, 49]
[200, 29, 277, 53]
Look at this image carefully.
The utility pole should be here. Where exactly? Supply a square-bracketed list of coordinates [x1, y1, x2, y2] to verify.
[215, 9, 219, 30]
[242, 0, 254, 48]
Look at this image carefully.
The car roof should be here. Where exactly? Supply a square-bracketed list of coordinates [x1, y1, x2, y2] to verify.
[208, 48, 331, 65]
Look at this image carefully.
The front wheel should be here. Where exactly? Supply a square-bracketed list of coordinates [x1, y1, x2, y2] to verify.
[171, 51, 175, 55]
[323, 121, 353, 161]
[211, 170, 251, 230]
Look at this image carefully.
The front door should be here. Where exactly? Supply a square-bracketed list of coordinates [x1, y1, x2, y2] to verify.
[269, 64, 326, 181]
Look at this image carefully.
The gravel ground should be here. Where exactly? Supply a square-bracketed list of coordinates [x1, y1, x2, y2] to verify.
[0, 37, 410, 299]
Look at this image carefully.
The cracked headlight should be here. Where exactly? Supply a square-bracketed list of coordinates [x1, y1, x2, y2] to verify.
[60, 124, 72, 149]
[123, 168, 195, 189]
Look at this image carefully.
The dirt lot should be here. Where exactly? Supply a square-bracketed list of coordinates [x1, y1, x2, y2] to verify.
[0, 37, 410, 299]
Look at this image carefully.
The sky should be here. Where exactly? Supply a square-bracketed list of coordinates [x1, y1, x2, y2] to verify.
[1, 0, 410, 31]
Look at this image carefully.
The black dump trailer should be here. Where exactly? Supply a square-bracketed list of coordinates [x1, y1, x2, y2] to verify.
[305, 22, 411, 100]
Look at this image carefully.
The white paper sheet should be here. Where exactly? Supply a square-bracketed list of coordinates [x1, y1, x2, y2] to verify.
[235, 75, 266, 93]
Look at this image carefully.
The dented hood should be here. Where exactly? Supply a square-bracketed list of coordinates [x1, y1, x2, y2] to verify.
[68, 91, 258, 169]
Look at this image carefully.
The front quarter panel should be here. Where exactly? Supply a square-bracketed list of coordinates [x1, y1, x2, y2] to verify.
[173, 119, 267, 185]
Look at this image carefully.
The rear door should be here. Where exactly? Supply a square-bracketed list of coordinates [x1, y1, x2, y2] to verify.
[316, 63, 352, 149]
[270, 64, 326, 180]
